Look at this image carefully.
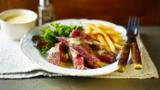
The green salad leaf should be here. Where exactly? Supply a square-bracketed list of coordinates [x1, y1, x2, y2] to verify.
[38, 23, 83, 54]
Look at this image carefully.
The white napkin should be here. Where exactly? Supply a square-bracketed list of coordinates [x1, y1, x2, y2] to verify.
[0, 30, 53, 78]
[0, 30, 159, 79]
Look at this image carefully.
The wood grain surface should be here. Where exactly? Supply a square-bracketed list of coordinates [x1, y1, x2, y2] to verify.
[0, 0, 160, 25]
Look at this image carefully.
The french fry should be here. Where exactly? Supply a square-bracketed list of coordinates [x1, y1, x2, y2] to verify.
[114, 43, 122, 50]
[89, 24, 115, 52]
[96, 61, 107, 67]
[108, 35, 122, 43]
[98, 25, 122, 35]
[84, 23, 125, 53]
[97, 25, 113, 31]
[91, 30, 98, 34]
[105, 30, 122, 35]
[89, 34, 99, 41]
[116, 40, 126, 46]
[88, 24, 97, 34]
[97, 34, 110, 51]
[98, 25, 125, 47]
[83, 26, 92, 34]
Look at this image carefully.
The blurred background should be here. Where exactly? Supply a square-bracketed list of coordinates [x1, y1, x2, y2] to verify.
[0, 0, 160, 25]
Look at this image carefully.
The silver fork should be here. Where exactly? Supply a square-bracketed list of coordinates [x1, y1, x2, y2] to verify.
[118, 17, 141, 72]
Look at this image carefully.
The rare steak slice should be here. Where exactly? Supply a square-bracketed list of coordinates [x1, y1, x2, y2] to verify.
[70, 43, 102, 68]
[70, 30, 94, 41]
[96, 50, 115, 63]
[69, 48, 85, 69]
[48, 42, 68, 65]
[70, 29, 81, 38]
[89, 44, 116, 64]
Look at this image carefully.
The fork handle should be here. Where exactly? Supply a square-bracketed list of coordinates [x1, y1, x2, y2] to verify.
[131, 41, 142, 69]
[118, 43, 131, 72]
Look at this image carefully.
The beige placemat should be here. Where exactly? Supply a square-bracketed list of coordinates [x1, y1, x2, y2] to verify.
[0, 30, 159, 79]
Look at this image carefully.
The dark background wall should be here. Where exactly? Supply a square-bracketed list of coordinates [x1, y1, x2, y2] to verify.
[0, 0, 160, 25]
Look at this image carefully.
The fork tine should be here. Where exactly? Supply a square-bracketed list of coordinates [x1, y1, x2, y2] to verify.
[133, 17, 136, 28]
[136, 18, 140, 30]
[127, 17, 131, 31]
[132, 17, 136, 33]
[132, 17, 136, 29]
[127, 17, 133, 36]
[129, 17, 140, 36]
[134, 17, 139, 35]
[135, 17, 139, 34]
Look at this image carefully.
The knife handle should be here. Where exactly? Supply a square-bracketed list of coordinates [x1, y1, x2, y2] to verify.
[131, 41, 142, 69]
[118, 43, 131, 72]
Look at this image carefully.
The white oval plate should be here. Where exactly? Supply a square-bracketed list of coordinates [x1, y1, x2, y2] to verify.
[21, 19, 127, 76]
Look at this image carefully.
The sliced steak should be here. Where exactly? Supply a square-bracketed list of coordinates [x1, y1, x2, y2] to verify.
[48, 42, 68, 65]
[70, 29, 81, 38]
[90, 44, 116, 64]
[58, 37, 107, 68]
[71, 44, 101, 68]
[70, 30, 94, 40]
[96, 50, 115, 63]
[69, 48, 85, 69]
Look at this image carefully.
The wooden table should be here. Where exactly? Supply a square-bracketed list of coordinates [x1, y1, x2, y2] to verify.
[0, 26, 160, 90]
